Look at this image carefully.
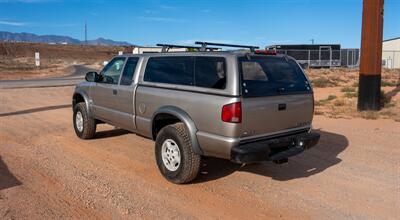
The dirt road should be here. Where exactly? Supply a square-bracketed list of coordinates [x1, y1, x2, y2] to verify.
[0, 86, 399, 219]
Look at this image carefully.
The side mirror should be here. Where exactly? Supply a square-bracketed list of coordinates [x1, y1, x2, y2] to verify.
[85, 71, 100, 82]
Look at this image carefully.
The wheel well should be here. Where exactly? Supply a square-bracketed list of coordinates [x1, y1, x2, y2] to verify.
[72, 93, 85, 108]
[152, 113, 181, 140]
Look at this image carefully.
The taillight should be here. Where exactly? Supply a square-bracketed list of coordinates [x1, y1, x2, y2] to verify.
[221, 102, 242, 123]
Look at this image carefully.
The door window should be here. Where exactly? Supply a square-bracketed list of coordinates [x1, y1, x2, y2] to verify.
[120, 57, 139, 85]
[99, 57, 126, 84]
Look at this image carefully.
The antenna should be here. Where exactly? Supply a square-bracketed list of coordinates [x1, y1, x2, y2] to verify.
[85, 21, 87, 44]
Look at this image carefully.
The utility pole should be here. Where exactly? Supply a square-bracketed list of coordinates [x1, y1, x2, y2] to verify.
[358, 0, 384, 111]
[85, 21, 88, 45]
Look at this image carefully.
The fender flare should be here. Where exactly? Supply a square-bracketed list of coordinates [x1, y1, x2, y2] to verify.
[152, 106, 203, 155]
[72, 91, 93, 118]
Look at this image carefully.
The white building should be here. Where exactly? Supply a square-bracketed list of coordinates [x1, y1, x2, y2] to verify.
[382, 37, 400, 69]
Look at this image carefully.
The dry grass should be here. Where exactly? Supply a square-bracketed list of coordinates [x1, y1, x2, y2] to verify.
[309, 68, 400, 121]
[311, 77, 338, 88]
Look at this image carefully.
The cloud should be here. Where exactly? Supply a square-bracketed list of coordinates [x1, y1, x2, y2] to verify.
[39, 23, 79, 28]
[0, 19, 78, 28]
[136, 16, 187, 23]
[0, 20, 26, 26]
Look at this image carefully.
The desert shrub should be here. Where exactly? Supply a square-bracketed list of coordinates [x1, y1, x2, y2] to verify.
[314, 109, 324, 115]
[380, 90, 392, 108]
[311, 77, 337, 88]
[361, 111, 378, 120]
[333, 99, 346, 106]
[341, 87, 356, 93]
[327, 95, 337, 101]
[315, 100, 327, 106]
[315, 95, 337, 106]
[381, 80, 397, 87]
[344, 92, 358, 98]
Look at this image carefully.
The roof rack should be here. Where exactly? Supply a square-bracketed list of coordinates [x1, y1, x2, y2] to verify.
[195, 41, 260, 52]
[156, 44, 220, 52]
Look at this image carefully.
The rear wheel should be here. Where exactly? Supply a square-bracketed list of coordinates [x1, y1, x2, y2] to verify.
[73, 102, 96, 139]
[155, 123, 201, 184]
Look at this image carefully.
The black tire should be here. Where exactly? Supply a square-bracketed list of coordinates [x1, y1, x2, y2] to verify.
[73, 102, 96, 139]
[155, 123, 201, 184]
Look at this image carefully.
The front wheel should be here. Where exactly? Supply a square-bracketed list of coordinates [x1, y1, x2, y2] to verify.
[155, 123, 201, 184]
[73, 102, 96, 139]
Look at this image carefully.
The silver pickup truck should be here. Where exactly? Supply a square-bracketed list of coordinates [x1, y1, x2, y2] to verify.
[72, 42, 320, 184]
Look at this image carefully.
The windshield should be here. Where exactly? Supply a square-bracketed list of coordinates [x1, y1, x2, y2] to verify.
[238, 55, 311, 97]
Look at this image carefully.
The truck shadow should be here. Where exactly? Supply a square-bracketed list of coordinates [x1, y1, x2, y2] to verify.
[0, 104, 71, 117]
[0, 156, 22, 190]
[194, 130, 348, 183]
[93, 128, 130, 139]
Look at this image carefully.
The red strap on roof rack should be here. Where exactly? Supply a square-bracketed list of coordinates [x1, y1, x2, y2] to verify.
[254, 49, 277, 55]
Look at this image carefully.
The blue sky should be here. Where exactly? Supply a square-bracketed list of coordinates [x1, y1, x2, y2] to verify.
[0, 0, 399, 48]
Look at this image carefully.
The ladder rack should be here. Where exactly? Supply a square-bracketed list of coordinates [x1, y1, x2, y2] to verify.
[195, 41, 259, 52]
[156, 44, 220, 52]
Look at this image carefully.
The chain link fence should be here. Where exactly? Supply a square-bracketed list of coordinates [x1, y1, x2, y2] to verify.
[275, 49, 400, 69]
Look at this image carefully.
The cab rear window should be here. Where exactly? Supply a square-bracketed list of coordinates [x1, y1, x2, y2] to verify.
[238, 56, 311, 97]
[144, 56, 226, 89]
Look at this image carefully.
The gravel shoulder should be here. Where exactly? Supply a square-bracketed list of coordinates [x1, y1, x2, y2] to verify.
[0, 86, 399, 219]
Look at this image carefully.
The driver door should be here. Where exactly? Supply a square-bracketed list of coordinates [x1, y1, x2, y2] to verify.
[90, 57, 126, 124]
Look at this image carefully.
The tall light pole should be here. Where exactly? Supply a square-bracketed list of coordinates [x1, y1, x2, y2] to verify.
[85, 21, 88, 45]
[358, 0, 384, 111]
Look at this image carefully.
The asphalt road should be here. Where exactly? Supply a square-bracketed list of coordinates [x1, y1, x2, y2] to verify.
[0, 65, 94, 89]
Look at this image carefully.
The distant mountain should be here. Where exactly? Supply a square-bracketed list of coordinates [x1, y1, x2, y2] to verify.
[0, 31, 132, 46]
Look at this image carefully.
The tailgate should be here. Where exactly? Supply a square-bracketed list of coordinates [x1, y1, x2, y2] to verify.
[241, 94, 313, 138]
[238, 55, 314, 138]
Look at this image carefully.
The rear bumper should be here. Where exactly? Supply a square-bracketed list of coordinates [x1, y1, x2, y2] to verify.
[230, 132, 320, 163]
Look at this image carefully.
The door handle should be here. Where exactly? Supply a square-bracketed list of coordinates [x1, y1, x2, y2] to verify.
[112, 89, 118, 95]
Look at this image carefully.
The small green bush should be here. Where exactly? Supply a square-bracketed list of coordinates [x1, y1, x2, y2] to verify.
[381, 81, 397, 87]
[341, 87, 356, 93]
[327, 95, 337, 101]
[312, 77, 337, 88]
[315, 95, 337, 106]
[344, 92, 358, 98]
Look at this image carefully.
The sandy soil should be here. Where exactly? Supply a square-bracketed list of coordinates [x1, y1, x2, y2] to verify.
[0, 86, 399, 219]
[0, 42, 126, 80]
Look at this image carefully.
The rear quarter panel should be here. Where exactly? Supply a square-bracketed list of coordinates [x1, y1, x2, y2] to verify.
[135, 86, 241, 138]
